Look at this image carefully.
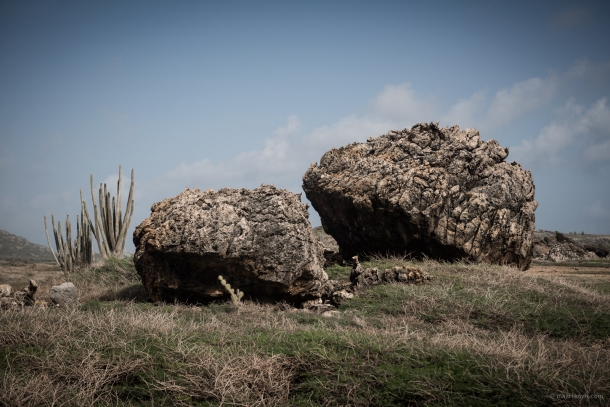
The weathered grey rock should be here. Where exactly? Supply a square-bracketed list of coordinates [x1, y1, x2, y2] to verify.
[0, 284, 11, 298]
[49, 282, 79, 306]
[331, 289, 354, 306]
[313, 226, 344, 267]
[303, 122, 537, 270]
[133, 185, 328, 305]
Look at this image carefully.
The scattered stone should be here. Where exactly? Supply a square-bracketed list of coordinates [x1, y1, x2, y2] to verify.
[318, 256, 432, 307]
[0, 284, 12, 298]
[133, 185, 328, 306]
[0, 280, 38, 308]
[49, 282, 79, 306]
[331, 289, 354, 306]
[303, 122, 537, 270]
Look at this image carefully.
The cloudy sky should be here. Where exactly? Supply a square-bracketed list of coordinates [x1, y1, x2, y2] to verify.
[1, 0, 609, 253]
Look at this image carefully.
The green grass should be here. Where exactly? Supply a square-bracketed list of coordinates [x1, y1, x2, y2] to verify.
[1, 256, 609, 406]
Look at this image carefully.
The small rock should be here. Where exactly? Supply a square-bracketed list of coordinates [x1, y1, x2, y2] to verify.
[331, 289, 354, 306]
[0, 284, 12, 298]
[50, 282, 79, 306]
[305, 303, 336, 313]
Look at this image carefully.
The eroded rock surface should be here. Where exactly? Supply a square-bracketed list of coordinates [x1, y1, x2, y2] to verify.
[50, 282, 79, 306]
[303, 122, 537, 270]
[133, 185, 328, 305]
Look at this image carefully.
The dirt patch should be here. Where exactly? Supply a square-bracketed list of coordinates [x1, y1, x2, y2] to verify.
[0, 260, 63, 288]
[526, 265, 610, 279]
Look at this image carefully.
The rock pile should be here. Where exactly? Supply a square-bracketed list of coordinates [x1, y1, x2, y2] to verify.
[317, 256, 432, 309]
[0, 280, 38, 308]
[133, 185, 328, 306]
[303, 122, 537, 270]
[1, 280, 79, 309]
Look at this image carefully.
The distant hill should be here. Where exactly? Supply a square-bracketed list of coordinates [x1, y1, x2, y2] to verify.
[0, 229, 56, 261]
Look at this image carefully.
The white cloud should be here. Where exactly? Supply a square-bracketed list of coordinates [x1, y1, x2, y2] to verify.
[482, 76, 557, 130]
[510, 98, 610, 168]
[442, 89, 487, 129]
[584, 200, 610, 220]
[135, 84, 437, 213]
[134, 66, 609, 227]
[583, 139, 610, 163]
[369, 83, 437, 123]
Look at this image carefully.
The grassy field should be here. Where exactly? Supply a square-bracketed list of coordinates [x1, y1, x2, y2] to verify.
[1, 257, 609, 406]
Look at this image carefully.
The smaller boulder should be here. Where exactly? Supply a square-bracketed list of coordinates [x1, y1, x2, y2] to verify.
[50, 282, 79, 306]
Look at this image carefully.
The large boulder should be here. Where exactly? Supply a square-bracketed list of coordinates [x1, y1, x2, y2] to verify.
[302, 122, 537, 270]
[133, 185, 328, 305]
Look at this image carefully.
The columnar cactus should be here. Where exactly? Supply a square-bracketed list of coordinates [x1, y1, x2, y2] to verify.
[81, 166, 134, 259]
[218, 275, 244, 305]
[44, 203, 93, 272]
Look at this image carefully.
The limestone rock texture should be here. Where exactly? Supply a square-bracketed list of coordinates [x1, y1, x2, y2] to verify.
[49, 282, 79, 306]
[133, 185, 328, 305]
[302, 122, 537, 270]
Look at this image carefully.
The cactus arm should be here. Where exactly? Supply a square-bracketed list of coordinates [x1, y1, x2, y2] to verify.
[89, 177, 105, 258]
[66, 216, 74, 263]
[115, 165, 122, 245]
[117, 168, 134, 253]
[75, 214, 81, 263]
[44, 215, 61, 267]
[54, 218, 66, 270]
[218, 275, 243, 306]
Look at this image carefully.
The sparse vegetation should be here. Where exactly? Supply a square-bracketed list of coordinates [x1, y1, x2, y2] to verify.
[1, 256, 609, 406]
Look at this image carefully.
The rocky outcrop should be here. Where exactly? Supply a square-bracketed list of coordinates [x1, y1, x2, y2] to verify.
[534, 231, 608, 261]
[303, 122, 537, 270]
[133, 185, 328, 305]
[544, 243, 599, 262]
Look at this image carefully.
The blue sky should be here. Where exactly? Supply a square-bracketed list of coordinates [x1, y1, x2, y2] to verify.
[1, 0, 609, 253]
